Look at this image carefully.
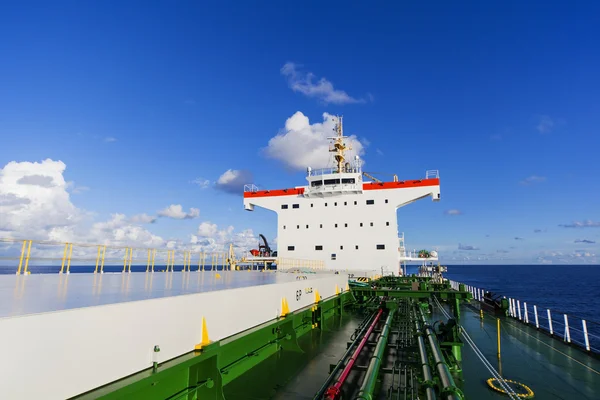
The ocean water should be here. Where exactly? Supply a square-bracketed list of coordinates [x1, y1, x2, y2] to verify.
[415, 264, 600, 352]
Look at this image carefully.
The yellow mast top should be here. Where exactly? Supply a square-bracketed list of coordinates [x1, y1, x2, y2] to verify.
[328, 116, 352, 173]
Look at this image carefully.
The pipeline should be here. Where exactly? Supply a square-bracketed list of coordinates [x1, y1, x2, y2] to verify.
[414, 309, 437, 400]
[419, 307, 462, 400]
[322, 308, 384, 400]
[313, 308, 379, 400]
[354, 307, 396, 400]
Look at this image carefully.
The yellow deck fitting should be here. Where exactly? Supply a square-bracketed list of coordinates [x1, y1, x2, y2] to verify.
[314, 289, 320, 303]
[345, 283, 349, 291]
[194, 317, 211, 350]
[215, 273, 221, 279]
[280, 297, 290, 317]
[335, 284, 340, 295]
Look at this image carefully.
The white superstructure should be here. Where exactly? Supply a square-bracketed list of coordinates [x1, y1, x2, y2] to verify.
[244, 116, 441, 276]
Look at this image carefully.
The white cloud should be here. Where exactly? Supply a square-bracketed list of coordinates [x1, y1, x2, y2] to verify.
[444, 209, 462, 216]
[104, 137, 117, 143]
[197, 221, 218, 237]
[157, 204, 200, 220]
[129, 213, 157, 224]
[191, 178, 211, 189]
[215, 169, 253, 194]
[520, 175, 546, 185]
[0, 159, 84, 238]
[536, 115, 554, 133]
[89, 214, 165, 247]
[264, 112, 366, 170]
[559, 220, 600, 228]
[281, 62, 366, 105]
[458, 243, 479, 251]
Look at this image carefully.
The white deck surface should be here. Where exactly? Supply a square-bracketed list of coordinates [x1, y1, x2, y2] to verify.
[0, 271, 301, 318]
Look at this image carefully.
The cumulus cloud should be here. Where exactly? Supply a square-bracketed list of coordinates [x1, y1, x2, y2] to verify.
[157, 204, 200, 220]
[0, 159, 84, 238]
[280, 62, 366, 105]
[575, 239, 595, 244]
[458, 243, 479, 251]
[215, 169, 253, 195]
[264, 112, 366, 170]
[89, 214, 165, 247]
[559, 220, 600, 228]
[520, 176, 546, 185]
[197, 221, 218, 237]
[444, 209, 462, 216]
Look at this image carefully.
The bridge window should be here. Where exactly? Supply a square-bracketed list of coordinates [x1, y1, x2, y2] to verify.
[281, 204, 288, 209]
[288, 246, 295, 251]
[331, 254, 336, 260]
[324, 179, 340, 185]
[385, 199, 389, 204]
[311, 180, 323, 187]
[325, 203, 328, 207]
[334, 202, 337, 206]
[370, 222, 374, 227]
[354, 201, 357, 205]
[311, 203, 314, 207]
[292, 204, 299, 209]
[315, 245, 323, 251]
[360, 223, 363, 227]
[377, 244, 385, 250]
[355, 245, 359, 250]
[344, 201, 347, 206]
[283, 225, 286, 229]
[306, 225, 309, 229]
[386, 221, 390, 226]
[366, 200, 374, 205]
[297, 225, 299, 229]
[335, 223, 338, 228]
[342, 178, 355, 184]
[320, 224, 323, 228]
[340, 245, 344, 250]
[344, 223, 348, 227]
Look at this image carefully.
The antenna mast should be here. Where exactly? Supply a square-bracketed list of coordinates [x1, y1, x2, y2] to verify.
[328, 116, 352, 173]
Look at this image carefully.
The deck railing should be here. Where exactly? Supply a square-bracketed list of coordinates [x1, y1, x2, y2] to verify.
[0, 238, 322, 274]
[448, 279, 600, 354]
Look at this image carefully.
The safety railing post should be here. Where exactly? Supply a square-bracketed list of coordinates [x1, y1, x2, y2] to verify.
[564, 314, 571, 343]
[517, 300, 522, 321]
[23, 240, 32, 274]
[524, 302, 529, 324]
[547, 309, 554, 335]
[151, 249, 156, 272]
[16, 240, 27, 275]
[534, 305, 539, 329]
[95, 245, 101, 273]
[582, 320, 590, 351]
[128, 247, 133, 273]
[100, 245, 106, 273]
[123, 248, 129, 273]
[66, 243, 73, 273]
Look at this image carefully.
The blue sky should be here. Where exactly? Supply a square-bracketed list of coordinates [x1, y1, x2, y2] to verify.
[1, 1, 599, 264]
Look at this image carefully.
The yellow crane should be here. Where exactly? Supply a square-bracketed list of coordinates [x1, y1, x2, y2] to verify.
[362, 172, 398, 183]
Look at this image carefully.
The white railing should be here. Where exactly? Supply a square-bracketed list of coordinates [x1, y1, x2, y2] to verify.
[308, 167, 362, 176]
[448, 279, 599, 354]
[306, 183, 362, 194]
[426, 170, 439, 179]
[244, 184, 258, 193]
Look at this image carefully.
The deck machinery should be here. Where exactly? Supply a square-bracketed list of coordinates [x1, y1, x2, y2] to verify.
[72, 275, 472, 400]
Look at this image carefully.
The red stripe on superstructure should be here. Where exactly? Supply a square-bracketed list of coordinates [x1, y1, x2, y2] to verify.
[362, 178, 440, 190]
[243, 187, 305, 198]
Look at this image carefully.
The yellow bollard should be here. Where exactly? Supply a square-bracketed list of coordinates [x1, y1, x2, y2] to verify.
[128, 247, 133, 272]
[123, 248, 129, 273]
[23, 240, 32, 274]
[59, 242, 68, 274]
[146, 249, 151, 272]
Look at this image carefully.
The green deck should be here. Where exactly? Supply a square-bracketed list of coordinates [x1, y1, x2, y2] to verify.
[73, 276, 600, 400]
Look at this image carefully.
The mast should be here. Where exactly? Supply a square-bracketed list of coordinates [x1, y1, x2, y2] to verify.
[328, 116, 352, 173]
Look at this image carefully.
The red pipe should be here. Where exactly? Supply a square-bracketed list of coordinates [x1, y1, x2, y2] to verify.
[325, 308, 384, 399]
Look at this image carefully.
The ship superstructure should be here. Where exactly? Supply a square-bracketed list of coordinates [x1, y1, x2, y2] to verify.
[244, 116, 441, 275]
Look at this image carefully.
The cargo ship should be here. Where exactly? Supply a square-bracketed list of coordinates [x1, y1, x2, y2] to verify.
[0, 116, 599, 400]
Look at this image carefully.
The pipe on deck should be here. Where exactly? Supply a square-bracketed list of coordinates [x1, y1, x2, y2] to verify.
[419, 307, 461, 400]
[324, 308, 384, 400]
[313, 309, 379, 400]
[354, 308, 396, 400]
[414, 309, 437, 400]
